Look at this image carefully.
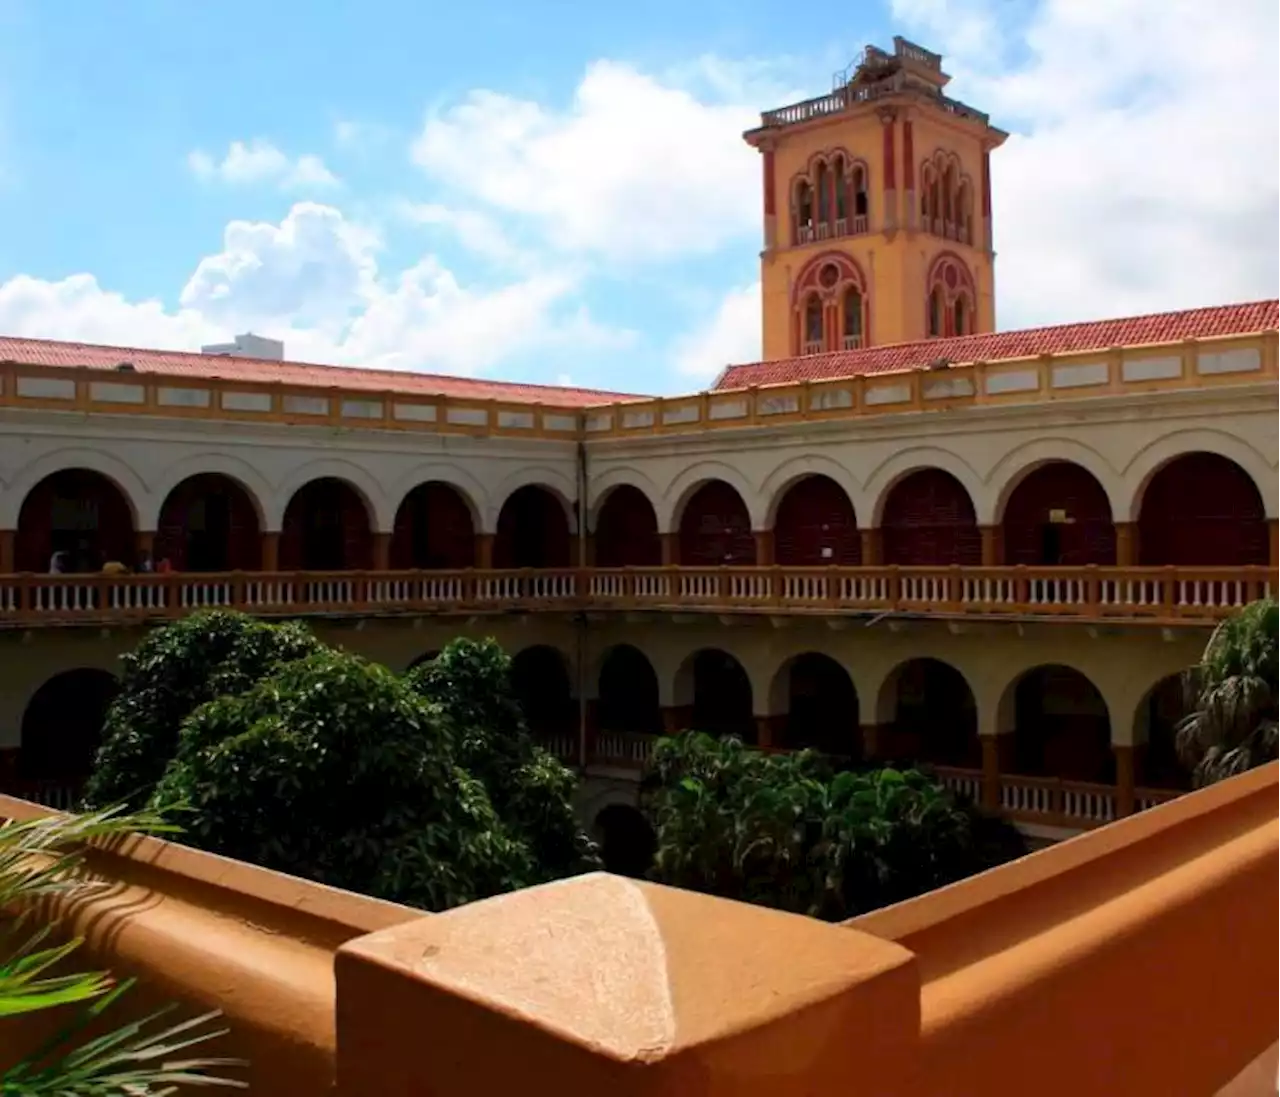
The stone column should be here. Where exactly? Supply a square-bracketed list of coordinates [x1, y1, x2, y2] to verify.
[371, 532, 391, 572]
[660, 706, 690, 735]
[859, 723, 881, 761]
[135, 530, 155, 567]
[261, 531, 280, 572]
[860, 529, 882, 567]
[1115, 522, 1138, 567]
[979, 526, 1002, 567]
[980, 735, 1008, 813]
[475, 533, 494, 570]
[754, 530, 774, 566]
[0, 529, 14, 573]
[1113, 743, 1136, 818]
[1269, 519, 1278, 569]
[755, 715, 776, 750]
[660, 532, 679, 567]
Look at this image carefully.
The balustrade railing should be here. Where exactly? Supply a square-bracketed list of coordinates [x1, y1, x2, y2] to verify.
[0, 565, 1271, 625]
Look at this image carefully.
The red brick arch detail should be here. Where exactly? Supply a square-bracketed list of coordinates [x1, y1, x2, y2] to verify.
[791, 251, 869, 307]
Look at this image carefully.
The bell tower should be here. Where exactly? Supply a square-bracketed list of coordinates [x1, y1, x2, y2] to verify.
[744, 37, 1007, 360]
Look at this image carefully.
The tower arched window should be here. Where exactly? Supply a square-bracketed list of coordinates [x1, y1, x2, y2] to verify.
[925, 252, 977, 339]
[795, 180, 815, 245]
[804, 295, 824, 351]
[815, 162, 830, 235]
[928, 287, 944, 338]
[843, 289, 864, 350]
[834, 156, 847, 225]
[853, 166, 868, 220]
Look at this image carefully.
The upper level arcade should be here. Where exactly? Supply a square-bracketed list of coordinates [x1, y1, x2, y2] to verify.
[0, 301, 1275, 631]
[743, 37, 1007, 359]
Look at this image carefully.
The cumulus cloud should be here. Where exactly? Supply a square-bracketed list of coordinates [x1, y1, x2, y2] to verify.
[890, 0, 1279, 326]
[398, 202, 524, 266]
[0, 203, 629, 376]
[410, 60, 763, 262]
[672, 282, 761, 378]
[188, 139, 340, 191]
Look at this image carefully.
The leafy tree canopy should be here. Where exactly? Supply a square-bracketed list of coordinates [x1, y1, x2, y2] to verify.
[82, 616, 598, 911]
[1177, 598, 1278, 787]
[83, 611, 321, 811]
[641, 732, 1026, 921]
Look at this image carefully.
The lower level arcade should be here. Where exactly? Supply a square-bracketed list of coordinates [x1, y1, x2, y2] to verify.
[0, 613, 1204, 839]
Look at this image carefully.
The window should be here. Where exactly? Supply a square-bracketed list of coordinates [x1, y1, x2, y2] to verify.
[796, 181, 814, 243]
[853, 167, 868, 218]
[843, 290, 863, 349]
[815, 163, 830, 225]
[953, 297, 968, 335]
[835, 157, 847, 222]
[804, 296, 823, 347]
[928, 287, 943, 337]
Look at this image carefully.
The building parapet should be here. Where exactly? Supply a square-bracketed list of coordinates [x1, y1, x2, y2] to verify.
[1, 331, 1275, 444]
[3, 763, 1276, 1095]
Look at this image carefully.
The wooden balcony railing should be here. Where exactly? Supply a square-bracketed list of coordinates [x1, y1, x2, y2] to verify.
[0, 564, 1272, 626]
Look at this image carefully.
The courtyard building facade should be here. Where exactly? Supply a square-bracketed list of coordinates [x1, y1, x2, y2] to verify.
[0, 37, 1275, 844]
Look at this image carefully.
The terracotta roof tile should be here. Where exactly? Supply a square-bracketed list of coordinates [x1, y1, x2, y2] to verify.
[713, 301, 1280, 391]
[0, 336, 641, 407]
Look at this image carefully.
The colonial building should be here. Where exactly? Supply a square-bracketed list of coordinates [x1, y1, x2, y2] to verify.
[0, 37, 1276, 843]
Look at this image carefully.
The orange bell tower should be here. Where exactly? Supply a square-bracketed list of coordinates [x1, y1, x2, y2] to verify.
[744, 37, 1008, 360]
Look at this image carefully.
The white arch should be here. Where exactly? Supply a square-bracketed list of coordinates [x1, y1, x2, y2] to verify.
[388, 463, 487, 533]
[659, 460, 761, 533]
[487, 467, 579, 535]
[992, 661, 1111, 738]
[146, 453, 273, 530]
[271, 458, 392, 533]
[764, 650, 858, 719]
[758, 454, 862, 528]
[586, 466, 662, 533]
[860, 446, 985, 527]
[1120, 428, 1278, 521]
[0, 447, 149, 530]
[986, 437, 1124, 526]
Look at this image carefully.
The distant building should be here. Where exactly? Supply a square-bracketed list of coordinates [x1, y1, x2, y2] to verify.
[201, 333, 285, 361]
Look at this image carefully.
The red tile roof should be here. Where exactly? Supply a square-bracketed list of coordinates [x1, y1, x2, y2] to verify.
[713, 300, 1280, 391]
[0, 335, 641, 407]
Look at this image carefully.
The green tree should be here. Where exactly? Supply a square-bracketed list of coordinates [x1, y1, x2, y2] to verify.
[150, 648, 538, 911]
[641, 732, 1026, 921]
[83, 612, 321, 812]
[408, 639, 598, 881]
[1176, 598, 1278, 787]
[1, 804, 243, 1094]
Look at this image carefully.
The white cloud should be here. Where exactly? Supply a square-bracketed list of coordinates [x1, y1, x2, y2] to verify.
[410, 60, 763, 262]
[672, 282, 761, 378]
[891, 0, 1279, 326]
[398, 202, 523, 265]
[0, 203, 630, 377]
[188, 139, 340, 191]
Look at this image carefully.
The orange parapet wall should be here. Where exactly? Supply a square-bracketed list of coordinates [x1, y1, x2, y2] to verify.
[3, 762, 1277, 1096]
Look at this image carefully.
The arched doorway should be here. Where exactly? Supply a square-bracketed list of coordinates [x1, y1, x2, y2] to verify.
[680, 649, 755, 743]
[594, 486, 661, 567]
[881, 658, 978, 767]
[773, 476, 860, 566]
[880, 469, 980, 565]
[1002, 462, 1115, 565]
[390, 482, 476, 569]
[407, 650, 441, 672]
[678, 481, 755, 566]
[280, 478, 372, 570]
[16, 469, 136, 572]
[509, 645, 574, 738]
[20, 668, 120, 785]
[774, 652, 859, 755]
[597, 645, 661, 734]
[593, 804, 656, 879]
[1135, 674, 1193, 791]
[155, 473, 262, 572]
[1137, 453, 1268, 565]
[494, 486, 572, 568]
[1006, 665, 1112, 784]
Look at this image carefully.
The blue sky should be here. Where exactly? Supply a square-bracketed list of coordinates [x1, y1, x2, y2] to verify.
[0, 0, 1275, 394]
